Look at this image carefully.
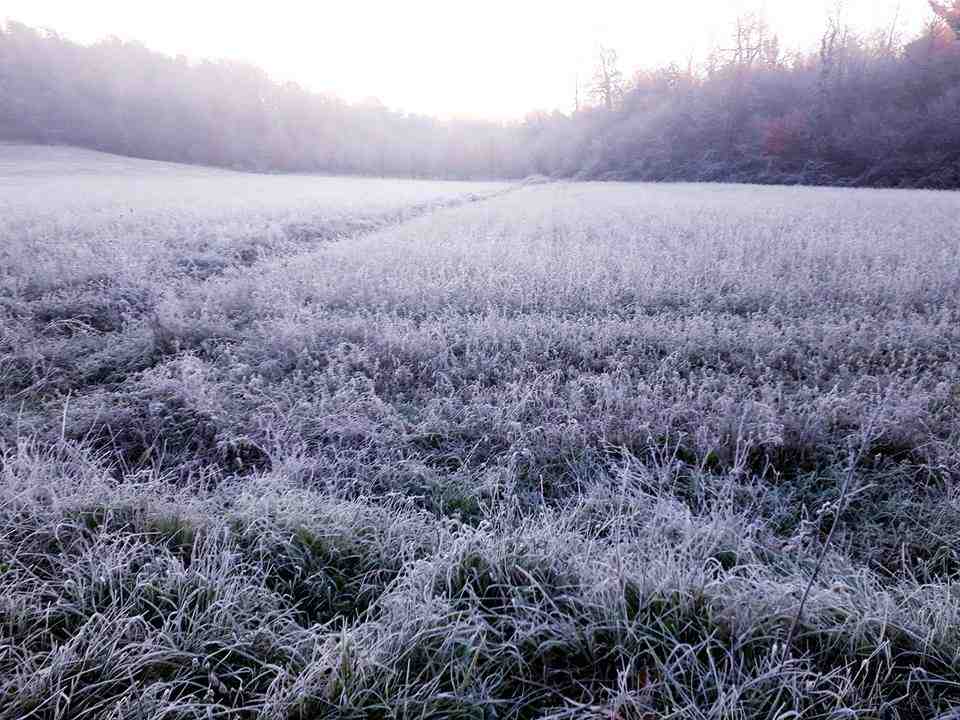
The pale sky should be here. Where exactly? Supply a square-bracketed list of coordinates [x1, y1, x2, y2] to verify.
[3, 0, 934, 119]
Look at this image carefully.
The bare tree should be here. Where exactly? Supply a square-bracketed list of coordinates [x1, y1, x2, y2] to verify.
[883, 1, 902, 55]
[723, 13, 769, 69]
[590, 45, 624, 111]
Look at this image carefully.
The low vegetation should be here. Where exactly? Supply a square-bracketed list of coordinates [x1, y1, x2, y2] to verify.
[2, 148, 960, 718]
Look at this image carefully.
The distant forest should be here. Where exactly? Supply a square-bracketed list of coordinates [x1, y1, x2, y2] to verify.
[2, 3, 959, 187]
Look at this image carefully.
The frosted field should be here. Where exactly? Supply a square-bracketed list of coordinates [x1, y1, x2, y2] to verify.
[0, 144, 508, 295]
[2, 147, 960, 718]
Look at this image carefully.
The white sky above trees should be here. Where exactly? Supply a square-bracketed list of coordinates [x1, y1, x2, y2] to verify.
[3, 0, 932, 119]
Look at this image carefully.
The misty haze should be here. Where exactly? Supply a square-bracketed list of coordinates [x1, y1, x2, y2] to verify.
[2, 2, 960, 718]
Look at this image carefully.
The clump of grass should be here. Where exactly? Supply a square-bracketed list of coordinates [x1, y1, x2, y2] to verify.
[3, 442, 960, 718]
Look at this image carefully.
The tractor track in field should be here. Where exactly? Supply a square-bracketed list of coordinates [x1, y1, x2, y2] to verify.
[177, 183, 525, 282]
[0, 183, 528, 429]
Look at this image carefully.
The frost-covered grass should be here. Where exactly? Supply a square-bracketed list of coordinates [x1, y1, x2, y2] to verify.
[2, 151, 960, 718]
[0, 144, 508, 296]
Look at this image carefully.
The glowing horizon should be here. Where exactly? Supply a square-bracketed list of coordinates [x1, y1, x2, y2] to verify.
[3, 0, 933, 120]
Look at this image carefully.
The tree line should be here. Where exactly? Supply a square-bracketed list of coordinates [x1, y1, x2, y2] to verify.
[2, 3, 959, 187]
[0, 20, 530, 178]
